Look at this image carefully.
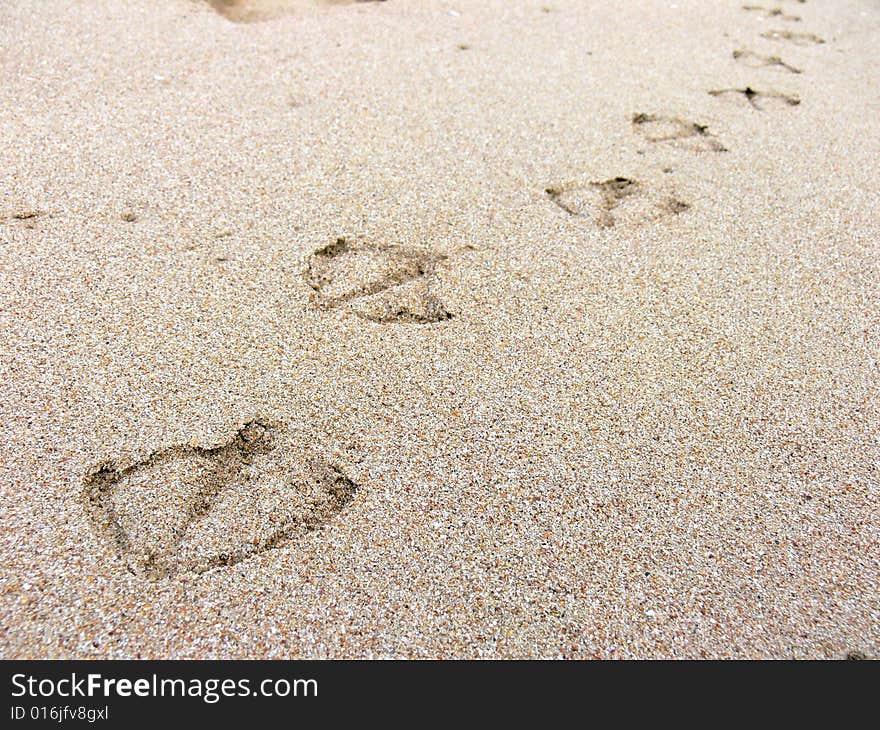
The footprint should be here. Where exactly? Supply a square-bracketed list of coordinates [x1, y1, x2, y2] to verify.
[2, 209, 48, 230]
[708, 86, 801, 110]
[9, 210, 43, 221]
[82, 420, 359, 578]
[546, 177, 638, 226]
[742, 5, 801, 22]
[205, 0, 386, 23]
[348, 279, 454, 324]
[545, 177, 689, 228]
[304, 237, 453, 324]
[632, 113, 728, 152]
[760, 29, 825, 45]
[733, 49, 801, 74]
[205, 0, 277, 22]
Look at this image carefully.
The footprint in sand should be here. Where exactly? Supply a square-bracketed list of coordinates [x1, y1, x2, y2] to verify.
[760, 29, 825, 45]
[632, 113, 728, 152]
[545, 177, 689, 228]
[205, 0, 386, 23]
[733, 49, 801, 74]
[304, 237, 453, 324]
[2, 209, 48, 230]
[708, 86, 801, 110]
[82, 420, 359, 578]
[742, 5, 801, 22]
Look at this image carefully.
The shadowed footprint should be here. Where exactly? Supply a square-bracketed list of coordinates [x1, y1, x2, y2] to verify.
[82, 420, 360, 578]
[742, 5, 801, 22]
[708, 86, 801, 110]
[546, 177, 689, 228]
[761, 29, 825, 45]
[733, 49, 801, 74]
[304, 237, 453, 324]
[632, 113, 728, 152]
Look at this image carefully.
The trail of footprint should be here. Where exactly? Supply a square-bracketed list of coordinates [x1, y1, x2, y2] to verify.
[733, 49, 801, 74]
[632, 113, 728, 152]
[742, 5, 801, 22]
[761, 29, 825, 45]
[304, 237, 453, 325]
[708, 86, 801, 110]
[545, 177, 689, 228]
[82, 420, 359, 578]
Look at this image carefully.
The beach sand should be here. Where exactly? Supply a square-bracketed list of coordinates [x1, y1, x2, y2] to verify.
[0, 0, 877, 658]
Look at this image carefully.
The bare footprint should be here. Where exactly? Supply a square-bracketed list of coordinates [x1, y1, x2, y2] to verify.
[205, 0, 386, 23]
[742, 5, 801, 22]
[304, 237, 453, 324]
[708, 86, 801, 110]
[733, 49, 802, 74]
[546, 176, 689, 228]
[82, 420, 359, 578]
[632, 113, 728, 152]
[761, 29, 825, 45]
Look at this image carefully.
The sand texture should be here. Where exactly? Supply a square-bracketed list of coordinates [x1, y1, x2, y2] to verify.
[1, 0, 878, 658]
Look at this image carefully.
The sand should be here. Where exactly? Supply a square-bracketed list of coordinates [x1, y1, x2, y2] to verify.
[0, 0, 877, 659]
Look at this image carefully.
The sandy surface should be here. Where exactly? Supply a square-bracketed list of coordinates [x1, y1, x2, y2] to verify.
[1, 0, 878, 659]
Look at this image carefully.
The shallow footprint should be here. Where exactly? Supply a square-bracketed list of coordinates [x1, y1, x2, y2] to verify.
[348, 279, 453, 324]
[2, 209, 50, 231]
[708, 86, 801, 110]
[205, 0, 386, 23]
[733, 49, 801, 74]
[760, 29, 825, 45]
[545, 176, 689, 228]
[304, 237, 453, 324]
[174, 453, 357, 576]
[742, 5, 801, 22]
[631, 113, 727, 152]
[82, 420, 359, 578]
